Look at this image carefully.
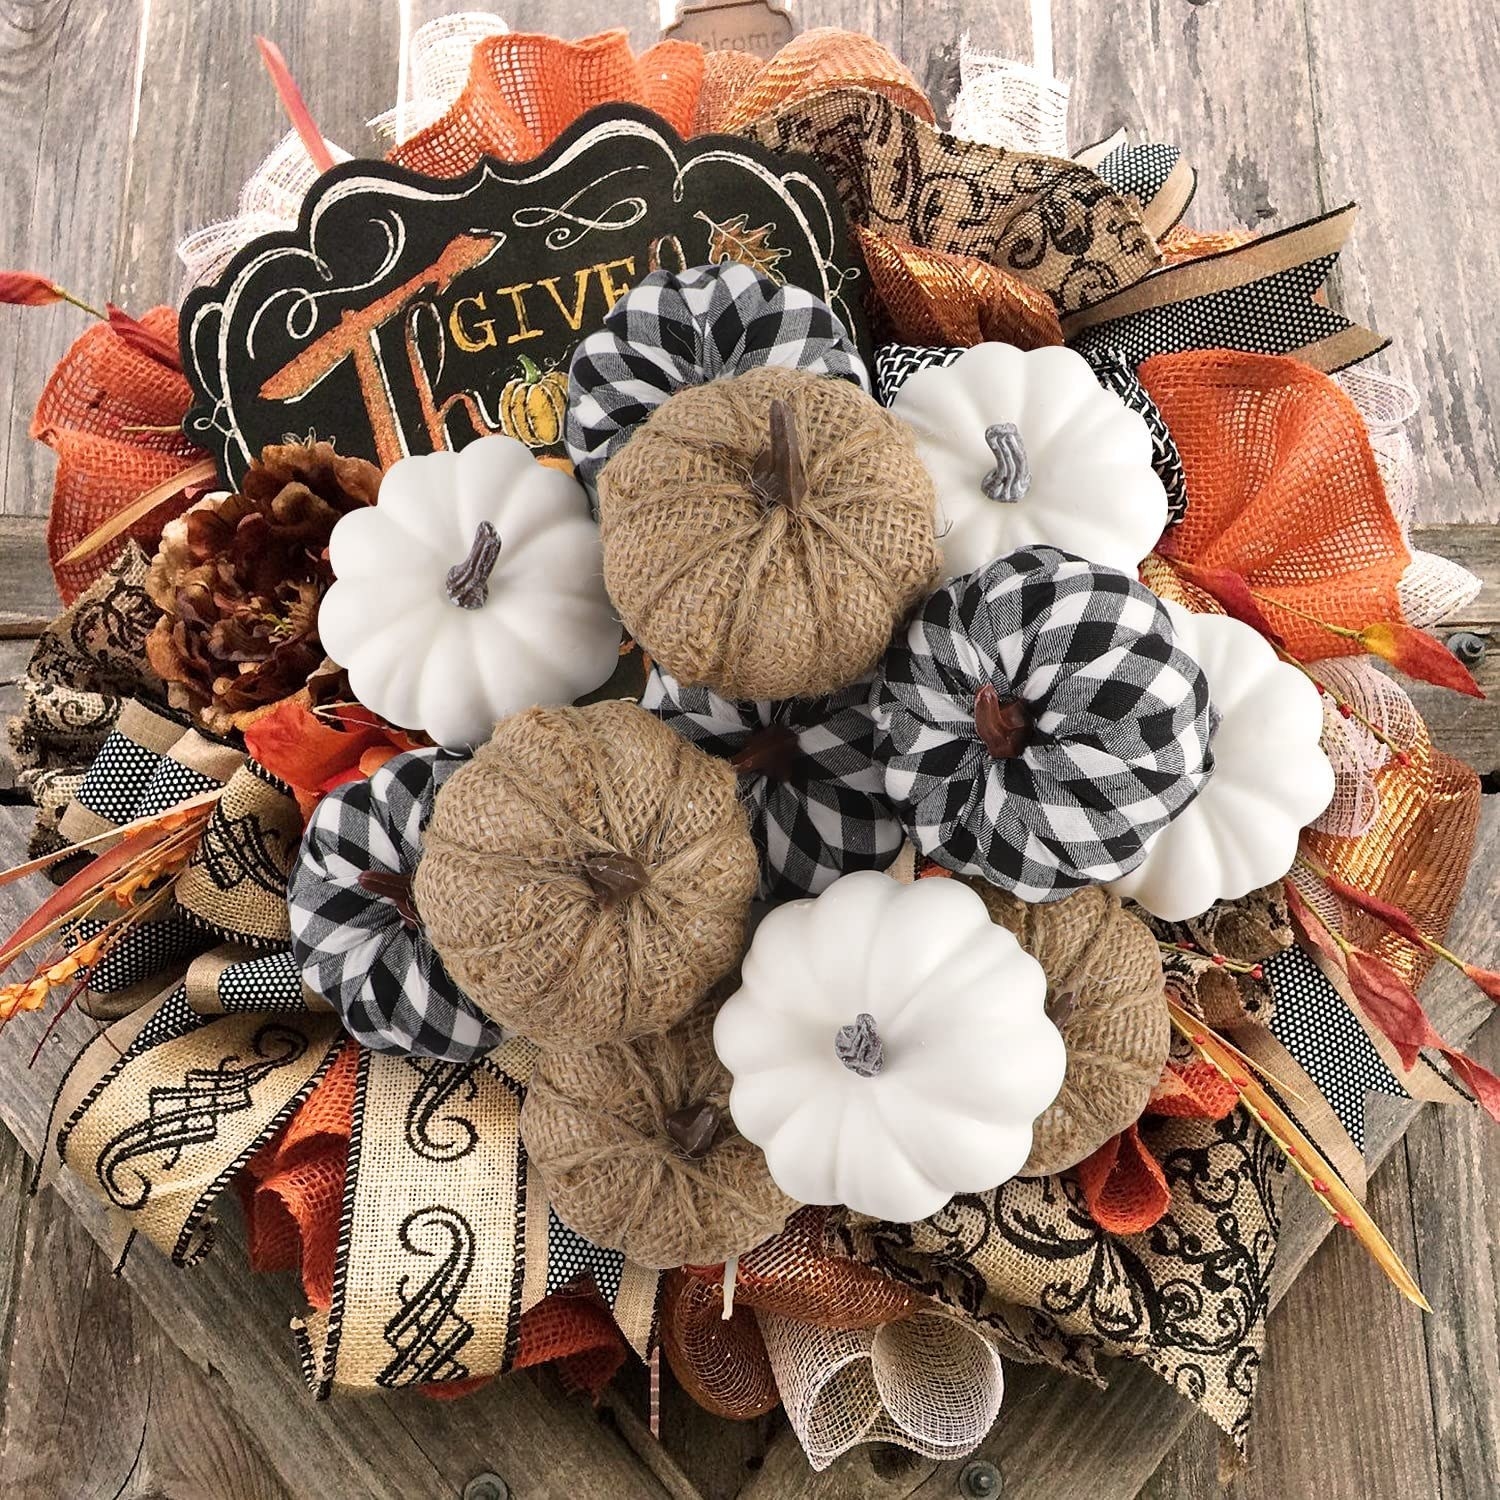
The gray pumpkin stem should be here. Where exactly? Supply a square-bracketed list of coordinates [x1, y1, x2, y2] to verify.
[981, 422, 1030, 502]
[446, 521, 502, 609]
[834, 1012, 885, 1077]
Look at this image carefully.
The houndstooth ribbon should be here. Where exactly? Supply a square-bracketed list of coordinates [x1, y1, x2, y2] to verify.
[288, 750, 503, 1063]
[871, 546, 1215, 900]
[641, 667, 904, 899]
[565, 263, 869, 497]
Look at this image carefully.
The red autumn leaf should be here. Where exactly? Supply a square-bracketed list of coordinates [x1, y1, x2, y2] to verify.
[0, 271, 64, 307]
[106, 303, 183, 371]
[1461, 964, 1500, 1003]
[244, 698, 398, 818]
[1359, 620, 1483, 698]
[1445, 1052, 1500, 1122]
[1318, 871, 1430, 949]
[1344, 947, 1438, 1069]
[1283, 879, 1346, 968]
[1172, 563, 1285, 645]
[256, 37, 336, 174]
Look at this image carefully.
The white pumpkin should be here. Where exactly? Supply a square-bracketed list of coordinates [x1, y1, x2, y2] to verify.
[1107, 601, 1335, 922]
[319, 436, 621, 749]
[890, 342, 1169, 580]
[714, 870, 1066, 1222]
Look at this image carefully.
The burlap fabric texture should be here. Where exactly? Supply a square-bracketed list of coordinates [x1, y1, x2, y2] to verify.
[416, 700, 758, 1048]
[961, 880, 1171, 1176]
[598, 366, 940, 702]
[521, 1002, 795, 1269]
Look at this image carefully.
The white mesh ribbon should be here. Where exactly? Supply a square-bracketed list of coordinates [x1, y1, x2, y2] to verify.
[757, 1306, 1006, 1472]
[1309, 656, 1422, 838]
[947, 32, 1070, 157]
[369, 10, 510, 146]
[178, 130, 352, 289]
[1337, 367, 1482, 628]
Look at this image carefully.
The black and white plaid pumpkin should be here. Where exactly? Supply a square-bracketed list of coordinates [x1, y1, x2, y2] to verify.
[641, 667, 904, 899]
[288, 748, 503, 1062]
[565, 263, 869, 496]
[871, 546, 1215, 901]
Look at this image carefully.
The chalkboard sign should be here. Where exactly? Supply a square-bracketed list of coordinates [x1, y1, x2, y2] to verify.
[180, 103, 867, 485]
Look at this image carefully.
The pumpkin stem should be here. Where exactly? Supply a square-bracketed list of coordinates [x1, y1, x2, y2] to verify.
[515, 353, 543, 384]
[729, 724, 799, 781]
[750, 398, 809, 510]
[445, 521, 502, 609]
[665, 1100, 721, 1159]
[981, 422, 1030, 502]
[834, 1012, 884, 1077]
[974, 683, 1034, 759]
[582, 850, 650, 906]
[357, 868, 421, 929]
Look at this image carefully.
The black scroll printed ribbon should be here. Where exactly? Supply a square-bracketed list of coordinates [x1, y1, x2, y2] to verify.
[1063, 204, 1388, 373]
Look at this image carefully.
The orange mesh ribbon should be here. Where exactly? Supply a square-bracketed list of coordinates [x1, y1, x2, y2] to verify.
[685, 1207, 919, 1329]
[239, 1042, 626, 1397]
[1077, 1058, 1239, 1234]
[1143, 350, 1410, 659]
[1159, 225, 1254, 264]
[660, 1269, 779, 1419]
[693, 27, 932, 134]
[856, 227, 1064, 349]
[389, 29, 703, 178]
[32, 307, 207, 603]
[1304, 720, 1481, 989]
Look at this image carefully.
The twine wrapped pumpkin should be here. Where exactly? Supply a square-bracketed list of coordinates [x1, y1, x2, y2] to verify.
[960, 880, 1170, 1175]
[415, 700, 758, 1048]
[521, 1002, 797, 1268]
[597, 366, 941, 701]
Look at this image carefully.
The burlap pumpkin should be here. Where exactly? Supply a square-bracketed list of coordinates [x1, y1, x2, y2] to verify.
[414, 700, 758, 1048]
[597, 366, 941, 701]
[521, 1002, 797, 1268]
[961, 880, 1170, 1175]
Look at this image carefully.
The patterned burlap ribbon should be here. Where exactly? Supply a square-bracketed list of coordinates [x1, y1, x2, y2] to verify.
[49, 983, 342, 1265]
[832, 1108, 1286, 1448]
[738, 89, 1160, 315]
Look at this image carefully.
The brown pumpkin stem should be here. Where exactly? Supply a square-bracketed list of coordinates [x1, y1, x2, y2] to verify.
[446, 521, 502, 609]
[750, 398, 809, 510]
[582, 850, 650, 906]
[974, 683, 1034, 759]
[729, 724, 799, 781]
[664, 1100, 721, 1159]
[357, 868, 421, 929]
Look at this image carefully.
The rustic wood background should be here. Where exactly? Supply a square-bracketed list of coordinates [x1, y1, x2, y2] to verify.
[0, 1, 1495, 1497]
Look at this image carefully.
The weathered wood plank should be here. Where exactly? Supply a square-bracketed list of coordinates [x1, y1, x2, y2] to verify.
[1303, 0, 1500, 526]
[0, 517, 57, 636]
[0, 0, 140, 519]
[0, 1125, 31, 1441]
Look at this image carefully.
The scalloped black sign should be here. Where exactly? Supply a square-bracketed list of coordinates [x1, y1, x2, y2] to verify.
[179, 103, 867, 486]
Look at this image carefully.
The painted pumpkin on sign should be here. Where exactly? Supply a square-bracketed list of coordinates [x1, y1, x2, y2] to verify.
[500, 355, 569, 448]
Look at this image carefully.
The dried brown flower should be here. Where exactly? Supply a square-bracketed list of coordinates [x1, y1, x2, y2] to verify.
[144, 441, 379, 734]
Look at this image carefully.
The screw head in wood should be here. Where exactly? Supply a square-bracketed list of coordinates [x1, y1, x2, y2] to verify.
[463, 1474, 509, 1500]
[958, 1459, 1003, 1498]
[1445, 630, 1486, 665]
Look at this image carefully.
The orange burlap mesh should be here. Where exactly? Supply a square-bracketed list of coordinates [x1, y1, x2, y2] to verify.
[1075, 1124, 1169, 1235]
[1143, 350, 1410, 660]
[31, 307, 206, 603]
[692, 28, 932, 134]
[1304, 720, 1481, 988]
[856, 226, 1064, 350]
[1159, 225, 1254, 264]
[240, 1043, 359, 1308]
[238, 1044, 627, 1397]
[389, 30, 703, 178]
[660, 1270, 779, 1419]
[685, 1208, 920, 1329]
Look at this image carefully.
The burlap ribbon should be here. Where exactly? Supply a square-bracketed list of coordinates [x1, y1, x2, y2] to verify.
[50, 983, 342, 1265]
[739, 89, 1160, 314]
